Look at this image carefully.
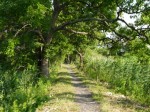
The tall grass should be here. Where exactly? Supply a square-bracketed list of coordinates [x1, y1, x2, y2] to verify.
[0, 68, 53, 112]
[83, 49, 150, 105]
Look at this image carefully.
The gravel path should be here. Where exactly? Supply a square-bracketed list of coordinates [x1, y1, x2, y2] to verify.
[68, 66, 100, 112]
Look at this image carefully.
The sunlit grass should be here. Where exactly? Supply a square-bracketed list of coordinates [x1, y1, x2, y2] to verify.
[36, 64, 79, 112]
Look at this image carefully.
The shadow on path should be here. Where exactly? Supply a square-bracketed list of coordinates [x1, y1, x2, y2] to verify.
[67, 66, 101, 112]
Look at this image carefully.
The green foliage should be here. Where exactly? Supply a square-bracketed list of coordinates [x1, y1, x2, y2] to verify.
[45, 32, 74, 64]
[83, 49, 150, 105]
[0, 38, 19, 57]
[0, 0, 149, 110]
[26, 3, 49, 28]
[0, 69, 52, 112]
[0, 34, 39, 70]
[125, 38, 150, 63]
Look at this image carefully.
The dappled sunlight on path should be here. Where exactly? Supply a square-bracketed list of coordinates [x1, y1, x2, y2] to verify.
[67, 65, 101, 112]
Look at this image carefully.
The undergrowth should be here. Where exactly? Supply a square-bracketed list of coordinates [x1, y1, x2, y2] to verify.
[0, 66, 58, 112]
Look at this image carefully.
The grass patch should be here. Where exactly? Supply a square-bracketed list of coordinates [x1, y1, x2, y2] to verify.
[36, 64, 79, 112]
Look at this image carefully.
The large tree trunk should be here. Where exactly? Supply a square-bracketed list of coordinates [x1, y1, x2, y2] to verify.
[37, 46, 49, 77]
[40, 45, 50, 77]
[41, 58, 49, 77]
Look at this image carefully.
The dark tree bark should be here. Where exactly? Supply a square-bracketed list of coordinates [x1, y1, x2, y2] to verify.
[76, 50, 84, 68]
[41, 57, 49, 77]
[37, 46, 49, 77]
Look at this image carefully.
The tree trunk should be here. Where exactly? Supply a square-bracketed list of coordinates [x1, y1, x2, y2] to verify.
[37, 46, 49, 77]
[76, 50, 84, 68]
[41, 57, 49, 77]
[67, 55, 70, 64]
[79, 53, 83, 68]
[36, 0, 61, 77]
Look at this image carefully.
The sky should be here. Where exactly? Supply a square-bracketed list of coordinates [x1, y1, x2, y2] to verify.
[119, 13, 139, 26]
[123, 13, 137, 23]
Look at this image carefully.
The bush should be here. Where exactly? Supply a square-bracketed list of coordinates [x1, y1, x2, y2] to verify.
[0, 69, 51, 112]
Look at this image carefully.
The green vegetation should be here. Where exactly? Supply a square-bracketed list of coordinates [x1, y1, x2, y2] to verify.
[36, 64, 78, 112]
[69, 64, 150, 112]
[74, 67, 150, 112]
[82, 49, 150, 105]
[0, 69, 51, 112]
[0, 0, 150, 111]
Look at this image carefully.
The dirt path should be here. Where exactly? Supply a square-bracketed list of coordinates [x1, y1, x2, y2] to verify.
[67, 66, 100, 112]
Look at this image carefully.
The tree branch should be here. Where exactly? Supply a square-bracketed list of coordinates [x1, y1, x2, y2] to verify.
[14, 24, 31, 37]
[30, 30, 45, 43]
[64, 28, 88, 35]
[112, 29, 131, 41]
[55, 18, 117, 31]
[116, 0, 149, 14]
[118, 18, 149, 42]
[51, 0, 62, 30]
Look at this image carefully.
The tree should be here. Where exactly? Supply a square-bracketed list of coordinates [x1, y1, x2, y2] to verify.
[0, 0, 149, 76]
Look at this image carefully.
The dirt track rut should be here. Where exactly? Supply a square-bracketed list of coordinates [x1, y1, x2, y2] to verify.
[68, 66, 100, 112]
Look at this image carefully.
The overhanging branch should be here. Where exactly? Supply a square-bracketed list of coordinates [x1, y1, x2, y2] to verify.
[14, 24, 31, 37]
[55, 18, 117, 31]
[118, 18, 149, 42]
[64, 28, 88, 35]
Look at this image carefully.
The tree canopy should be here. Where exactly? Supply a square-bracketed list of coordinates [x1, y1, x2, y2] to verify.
[0, 0, 150, 76]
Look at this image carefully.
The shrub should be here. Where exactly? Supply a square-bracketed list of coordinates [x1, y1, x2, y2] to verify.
[0, 69, 51, 112]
